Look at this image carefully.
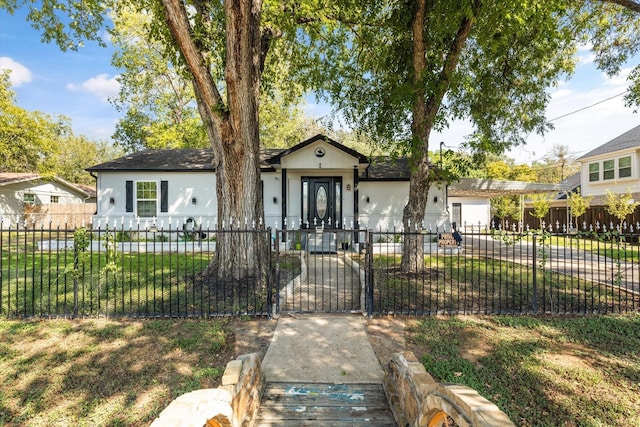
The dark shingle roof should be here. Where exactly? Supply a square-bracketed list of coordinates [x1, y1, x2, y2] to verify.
[578, 124, 640, 160]
[360, 157, 410, 180]
[87, 149, 215, 172]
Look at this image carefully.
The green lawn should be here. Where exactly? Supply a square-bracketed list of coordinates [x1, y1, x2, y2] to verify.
[1, 315, 639, 426]
[406, 314, 640, 427]
[1, 249, 272, 317]
[494, 231, 640, 262]
[0, 319, 233, 426]
[371, 255, 640, 314]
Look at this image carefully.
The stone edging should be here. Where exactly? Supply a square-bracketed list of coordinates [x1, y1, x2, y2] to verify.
[384, 351, 515, 427]
[150, 352, 264, 427]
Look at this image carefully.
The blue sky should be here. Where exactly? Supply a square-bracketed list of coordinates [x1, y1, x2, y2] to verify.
[1, 7, 639, 164]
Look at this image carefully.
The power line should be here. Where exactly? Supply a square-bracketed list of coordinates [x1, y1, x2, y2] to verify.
[548, 90, 628, 122]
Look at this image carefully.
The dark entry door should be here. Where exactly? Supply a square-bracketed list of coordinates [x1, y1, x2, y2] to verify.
[303, 178, 341, 227]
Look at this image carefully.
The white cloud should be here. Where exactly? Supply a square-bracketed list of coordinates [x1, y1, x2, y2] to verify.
[67, 73, 120, 102]
[0, 57, 33, 87]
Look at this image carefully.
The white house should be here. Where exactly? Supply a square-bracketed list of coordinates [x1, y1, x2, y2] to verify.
[578, 124, 640, 205]
[87, 135, 453, 231]
[0, 173, 96, 227]
[87, 134, 574, 234]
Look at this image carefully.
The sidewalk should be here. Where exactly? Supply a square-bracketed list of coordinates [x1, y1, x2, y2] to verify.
[261, 314, 385, 383]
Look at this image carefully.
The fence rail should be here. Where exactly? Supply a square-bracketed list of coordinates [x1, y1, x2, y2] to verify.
[1, 221, 639, 318]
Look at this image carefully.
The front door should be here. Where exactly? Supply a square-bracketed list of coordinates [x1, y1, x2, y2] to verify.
[302, 177, 342, 228]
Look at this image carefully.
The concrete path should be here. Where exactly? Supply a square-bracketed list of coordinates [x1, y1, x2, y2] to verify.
[261, 315, 384, 383]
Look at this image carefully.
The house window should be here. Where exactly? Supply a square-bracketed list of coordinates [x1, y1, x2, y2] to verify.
[136, 181, 157, 217]
[603, 159, 615, 180]
[50, 195, 59, 203]
[24, 193, 36, 204]
[588, 163, 599, 182]
[619, 156, 632, 178]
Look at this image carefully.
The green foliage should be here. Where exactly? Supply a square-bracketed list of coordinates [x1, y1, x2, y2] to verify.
[109, 3, 311, 151]
[40, 135, 122, 184]
[486, 160, 538, 225]
[576, 2, 640, 111]
[0, 71, 66, 172]
[1, 71, 120, 180]
[529, 193, 553, 228]
[491, 196, 521, 225]
[531, 144, 579, 183]
[567, 189, 592, 229]
[604, 190, 640, 224]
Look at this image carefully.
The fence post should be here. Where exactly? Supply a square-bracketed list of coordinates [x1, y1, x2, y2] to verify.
[272, 229, 280, 318]
[73, 243, 79, 319]
[532, 233, 538, 314]
[366, 229, 374, 317]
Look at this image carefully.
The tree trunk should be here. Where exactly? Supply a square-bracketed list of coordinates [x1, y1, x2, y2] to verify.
[401, 0, 431, 272]
[401, 0, 480, 272]
[161, 0, 268, 283]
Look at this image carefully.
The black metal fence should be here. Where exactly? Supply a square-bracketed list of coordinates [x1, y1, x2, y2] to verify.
[368, 225, 640, 315]
[1, 221, 639, 318]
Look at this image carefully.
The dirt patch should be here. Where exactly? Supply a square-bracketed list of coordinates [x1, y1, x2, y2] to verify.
[365, 316, 407, 368]
[231, 318, 278, 359]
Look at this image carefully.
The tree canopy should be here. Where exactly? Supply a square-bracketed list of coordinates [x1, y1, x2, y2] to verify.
[4, 0, 639, 276]
[0, 70, 120, 183]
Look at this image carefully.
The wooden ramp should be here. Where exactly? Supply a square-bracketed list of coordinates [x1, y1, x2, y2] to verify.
[255, 382, 397, 426]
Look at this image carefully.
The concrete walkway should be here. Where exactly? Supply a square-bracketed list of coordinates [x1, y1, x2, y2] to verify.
[261, 315, 384, 383]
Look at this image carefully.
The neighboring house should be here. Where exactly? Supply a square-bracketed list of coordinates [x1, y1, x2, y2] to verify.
[578, 124, 640, 204]
[575, 124, 640, 226]
[519, 124, 640, 229]
[0, 173, 96, 227]
[449, 178, 570, 230]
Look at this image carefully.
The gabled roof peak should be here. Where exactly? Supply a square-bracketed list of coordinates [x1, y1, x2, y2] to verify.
[578, 124, 640, 160]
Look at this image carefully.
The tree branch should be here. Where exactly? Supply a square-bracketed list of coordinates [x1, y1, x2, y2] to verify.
[425, 0, 482, 121]
[598, 0, 640, 13]
[160, 0, 226, 129]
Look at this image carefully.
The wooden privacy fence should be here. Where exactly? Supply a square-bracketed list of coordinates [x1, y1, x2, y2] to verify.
[1, 218, 639, 318]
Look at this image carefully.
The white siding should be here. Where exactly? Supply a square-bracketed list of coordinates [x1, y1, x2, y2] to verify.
[580, 148, 640, 198]
[358, 181, 448, 231]
[281, 141, 359, 170]
[448, 196, 490, 230]
[94, 172, 217, 227]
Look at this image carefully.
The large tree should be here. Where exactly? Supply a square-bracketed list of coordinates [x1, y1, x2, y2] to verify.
[3, 0, 328, 281]
[299, 0, 640, 271]
[110, 4, 311, 151]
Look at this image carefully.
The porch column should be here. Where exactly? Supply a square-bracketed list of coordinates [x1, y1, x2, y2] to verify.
[353, 167, 359, 236]
[281, 168, 287, 241]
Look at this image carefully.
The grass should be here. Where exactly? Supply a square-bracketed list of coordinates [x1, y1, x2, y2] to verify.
[0, 318, 233, 426]
[406, 314, 640, 427]
[371, 255, 640, 314]
[494, 231, 640, 262]
[2, 313, 639, 426]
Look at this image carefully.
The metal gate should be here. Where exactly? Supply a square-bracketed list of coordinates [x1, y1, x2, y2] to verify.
[273, 229, 368, 314]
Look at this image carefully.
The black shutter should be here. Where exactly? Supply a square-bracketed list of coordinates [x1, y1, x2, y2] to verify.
[125, 181, 133, 212]
[160, 181, 168, 213]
